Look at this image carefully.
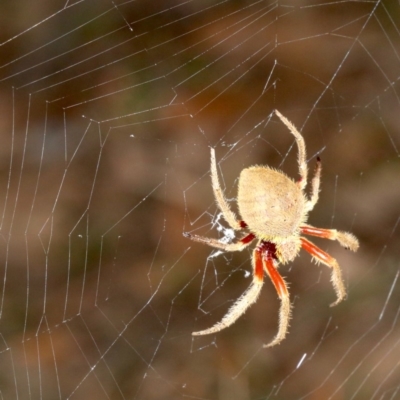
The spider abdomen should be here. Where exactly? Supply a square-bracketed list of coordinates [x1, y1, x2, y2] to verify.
[237, 166, 306, 238]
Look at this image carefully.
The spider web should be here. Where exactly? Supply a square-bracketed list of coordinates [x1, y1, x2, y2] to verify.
[0, 0, 399, 399]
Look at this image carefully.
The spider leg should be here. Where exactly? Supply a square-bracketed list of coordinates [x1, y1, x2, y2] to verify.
[274, 110, 308, 191]
[184, 232, 255, 252]
[192, 242, 264, 336]
[210, 148, 243, 230]
[301, 225, 359, 251]
[305, 157, 321, 212]
[300, 237, 346, 306]
[260, 246, 291, 348]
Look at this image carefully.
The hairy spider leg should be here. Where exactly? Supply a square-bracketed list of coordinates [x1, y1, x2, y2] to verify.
[210, 147, 242, 230]
[241, 232, 256, 244]
[257, 241, 291, 348]
[275, 110, 308, 191]
[183, 232, 255, 252]
[300, 237, 346, 306]
[306, 157, 322, 212]
[192, 241, 264, 337]
[301, 225, 359, 251]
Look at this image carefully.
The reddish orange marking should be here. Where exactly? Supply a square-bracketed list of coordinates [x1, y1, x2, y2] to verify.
[239, 220, 248, 229]
[300, 237, 333, 264]
[263, 256, 288, 297]
[301, 226, 333, 240]
[254, 249, 264, 281]
[241, 233, 255, 244]
[254, 241, 287, 296]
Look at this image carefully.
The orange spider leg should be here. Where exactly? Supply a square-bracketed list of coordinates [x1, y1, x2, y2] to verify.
[300, 237, 346, 306]
[259, 253, 287, 297]
[256, 243, 291, 348]
[301, 225, 359, 251]
[241, 233, 256, 244]
[253, 245, 264, 281]
[302, 225, 333, 238]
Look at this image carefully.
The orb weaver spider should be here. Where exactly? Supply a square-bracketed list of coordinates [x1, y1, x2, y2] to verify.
[185, 110, 359, 347]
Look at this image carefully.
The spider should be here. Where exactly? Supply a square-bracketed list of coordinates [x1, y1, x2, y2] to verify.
[184, 110, 359, 348]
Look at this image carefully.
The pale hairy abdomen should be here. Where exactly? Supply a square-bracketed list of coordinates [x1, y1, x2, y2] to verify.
[237, 166, 306, 238]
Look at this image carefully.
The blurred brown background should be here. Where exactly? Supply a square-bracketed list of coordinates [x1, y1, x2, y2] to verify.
[0, 0, 399, 399]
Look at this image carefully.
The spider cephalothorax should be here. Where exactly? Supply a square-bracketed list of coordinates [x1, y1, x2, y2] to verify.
[184, 110, 359, 348]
